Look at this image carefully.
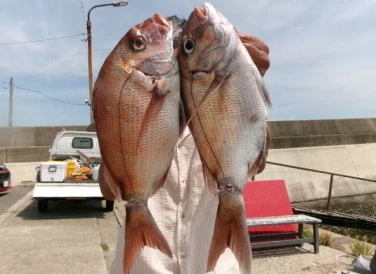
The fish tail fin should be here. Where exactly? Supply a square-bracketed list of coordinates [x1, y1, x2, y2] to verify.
[123, 202, 172, 274]
[207, 180, 252, 274]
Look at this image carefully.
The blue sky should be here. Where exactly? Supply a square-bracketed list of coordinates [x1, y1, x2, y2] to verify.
[0, 0, 375, 127]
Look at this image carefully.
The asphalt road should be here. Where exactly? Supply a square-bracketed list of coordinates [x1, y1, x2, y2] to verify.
[0, 190, 121, 274]
[0, 184, 34, 214]
[0, 183, 369, 274]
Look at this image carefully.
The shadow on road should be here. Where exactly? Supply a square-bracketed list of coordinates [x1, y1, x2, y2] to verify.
[0, 192, 10, 198]
[16, 199, 108, 220]
[253, 245, 311, 259]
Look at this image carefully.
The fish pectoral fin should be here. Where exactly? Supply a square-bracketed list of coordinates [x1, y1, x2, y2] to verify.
[118, 61, 133, 74]
[179, 101, 186, 136]
[207, 72, 229, 96]
[207, 191, 251, 274]
[183, 72, 229, 129]
[153, 79, 170, 97]
[123, 203, 172, 274]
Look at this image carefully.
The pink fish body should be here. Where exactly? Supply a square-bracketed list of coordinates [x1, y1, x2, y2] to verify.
[93, 13, 180, 274]
[178, 3, 271, 273]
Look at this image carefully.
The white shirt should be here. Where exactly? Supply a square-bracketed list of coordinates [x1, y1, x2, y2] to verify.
[110, 129, 240, 274]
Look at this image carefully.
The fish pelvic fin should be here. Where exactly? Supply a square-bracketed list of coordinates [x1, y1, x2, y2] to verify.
[151, 170, 169, 196]
[253, 69, 272, 108]
[123, 202, 172, 274]
[98, 161, 121, 200]
[207, 179, 252, 274]
[202, 162, 217, 195]
[249, 123, 271, 176]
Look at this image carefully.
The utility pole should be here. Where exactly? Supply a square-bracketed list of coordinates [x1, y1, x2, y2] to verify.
[8, 77, 13, 127]
[86, 1, 128, 124]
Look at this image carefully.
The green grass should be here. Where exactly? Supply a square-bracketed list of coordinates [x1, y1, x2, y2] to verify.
[303, 228, 331, 246]
[350, 236, 372, 257]
[319, 232, 332, 246]
[303, 228, 313, 238]
[100, 242, 109, 252]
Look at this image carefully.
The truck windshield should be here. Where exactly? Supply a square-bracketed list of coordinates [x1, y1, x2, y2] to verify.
[72, 137, 94, 149]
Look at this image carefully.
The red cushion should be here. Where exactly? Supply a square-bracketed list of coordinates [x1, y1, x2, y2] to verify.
[243, 180, 298, 235]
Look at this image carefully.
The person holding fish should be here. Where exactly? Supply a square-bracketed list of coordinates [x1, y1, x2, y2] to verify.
[93, 3, 271, 274]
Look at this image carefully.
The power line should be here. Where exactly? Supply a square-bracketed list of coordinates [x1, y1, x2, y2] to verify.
[1, 79, 87, 105]
[0, 33, 85, 46]
[14, 84, 87, 105]
[80, 0, 87, 27]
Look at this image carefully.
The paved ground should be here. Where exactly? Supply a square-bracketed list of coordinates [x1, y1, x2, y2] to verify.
[0, 187, 373, 274]
[0, 184, 34, 214]
[0, 191, 120, 274]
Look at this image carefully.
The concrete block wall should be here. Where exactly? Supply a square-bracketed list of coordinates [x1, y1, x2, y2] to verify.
[0, 125, 86, 163]
[0, 125, 87, 148]
[269, 118, 376, 148]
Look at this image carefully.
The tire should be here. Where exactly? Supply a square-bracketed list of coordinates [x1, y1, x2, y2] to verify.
[105, 200, 114, 212]
[36, 170, 41, 182]
[38, 199, 48, 212]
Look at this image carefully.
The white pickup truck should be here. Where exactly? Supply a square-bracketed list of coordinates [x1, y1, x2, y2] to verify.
[33, 130, 114, 212]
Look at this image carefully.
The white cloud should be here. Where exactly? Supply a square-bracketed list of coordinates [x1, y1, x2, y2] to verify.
[0, 0, 375, 126]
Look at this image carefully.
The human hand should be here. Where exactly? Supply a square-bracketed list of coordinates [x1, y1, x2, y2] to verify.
[236, 30, 270, 77]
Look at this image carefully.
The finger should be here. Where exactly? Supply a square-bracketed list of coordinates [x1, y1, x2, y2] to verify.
[243, 43, 270, 76]
[236, 30, 269, 54]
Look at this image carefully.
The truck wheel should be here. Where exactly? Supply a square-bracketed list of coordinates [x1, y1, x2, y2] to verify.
[36, 170, 41, 182]
[38, 200, 48, 212]
[105, 200, 114, 212]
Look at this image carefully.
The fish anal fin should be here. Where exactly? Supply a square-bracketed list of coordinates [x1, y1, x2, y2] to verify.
[123, 202, 172, 274]
[207, 184, 251, 274]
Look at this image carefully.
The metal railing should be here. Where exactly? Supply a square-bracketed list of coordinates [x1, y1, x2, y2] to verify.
[259, 161, 376, 210]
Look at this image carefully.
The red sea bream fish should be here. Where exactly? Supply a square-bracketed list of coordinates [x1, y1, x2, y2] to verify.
[178, 3, 271, 273]
[93, 14, 180, 274]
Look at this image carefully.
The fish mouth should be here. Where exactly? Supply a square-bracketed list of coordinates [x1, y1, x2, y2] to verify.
[194, 4, 209, 25]
[140, 58, 177, 78]
[152, 13, 170, 28]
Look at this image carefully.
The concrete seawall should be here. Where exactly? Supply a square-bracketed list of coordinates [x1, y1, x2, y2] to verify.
[2, 118, 376, 203]
[256, 143, 376, 202]
[2, 118, 376, 163]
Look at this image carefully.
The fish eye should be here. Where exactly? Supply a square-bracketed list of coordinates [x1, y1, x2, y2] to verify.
[183, 38, 195, 54]
[132, 36, 146, 51]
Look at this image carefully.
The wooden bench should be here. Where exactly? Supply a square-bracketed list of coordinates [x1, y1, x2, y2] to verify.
[246, 214, 322, 253]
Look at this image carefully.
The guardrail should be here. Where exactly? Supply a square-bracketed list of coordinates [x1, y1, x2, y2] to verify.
[260, 161, 376, 210]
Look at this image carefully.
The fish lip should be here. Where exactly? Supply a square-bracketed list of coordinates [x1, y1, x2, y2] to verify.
[140, 59, 178, 78]
[194, 4, 209, 26]
[152, 13, 170, 28]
